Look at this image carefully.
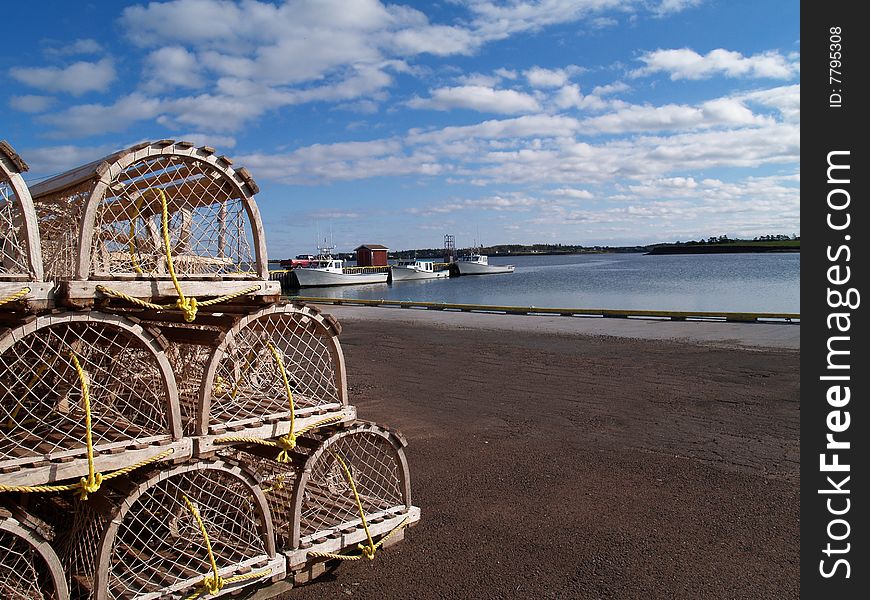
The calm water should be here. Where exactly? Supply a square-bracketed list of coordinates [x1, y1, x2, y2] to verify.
[286, 252, 800, 313]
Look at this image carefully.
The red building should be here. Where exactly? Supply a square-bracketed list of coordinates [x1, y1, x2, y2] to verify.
[355, 244, 389, 266]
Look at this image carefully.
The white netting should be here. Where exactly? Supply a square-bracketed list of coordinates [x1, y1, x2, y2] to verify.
[0, 318, 173, 465]
[163, 338, 214, 436]
[91, 155, 255, 277]
[209, 310, 340, 427]
[35, 186, 90, 283]
[300, 431, 404, 542]
[47, 463, 271, 599]
[111, 467, 267, 598]
[0, 524, 62, 599]
[231, 427, 406, 549]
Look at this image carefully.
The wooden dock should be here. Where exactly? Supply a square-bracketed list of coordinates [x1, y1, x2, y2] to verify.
[291, 296, 799, 324]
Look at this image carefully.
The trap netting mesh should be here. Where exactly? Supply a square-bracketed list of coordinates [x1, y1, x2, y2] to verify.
[205, 307, 343, 430]
[232, 425, 408, 549]
[0, 315, 176, 469]
[164, 338, 214, 437]
[0, 177, 31, 276]
[299, 429, 406, 543]
[91, 154, 256, 278]
[35, 188, 88, 283]
[0, 513, 67, 600]
[51, 461, 274, 599]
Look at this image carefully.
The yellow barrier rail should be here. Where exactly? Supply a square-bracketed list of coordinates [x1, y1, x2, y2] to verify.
[290, 296, 799, 323]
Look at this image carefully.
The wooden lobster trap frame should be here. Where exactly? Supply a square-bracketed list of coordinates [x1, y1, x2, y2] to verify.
[0, 141, 54, 312]
[46, 459, 285, 599]
[0, 312, 190, 488]
[27, 139, 280, 311]
[189, 302, 355, 454]
[1, 505, 69, 599]
[232, 422, 419, 571]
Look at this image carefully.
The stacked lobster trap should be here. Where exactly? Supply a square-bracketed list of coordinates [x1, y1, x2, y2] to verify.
[0, 140, 420, 599]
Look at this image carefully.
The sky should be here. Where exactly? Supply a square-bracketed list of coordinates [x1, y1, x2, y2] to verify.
[1, 0, 799, 258]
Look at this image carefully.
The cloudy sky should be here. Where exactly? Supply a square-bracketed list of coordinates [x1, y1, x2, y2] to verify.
[2, 0, 799, 258]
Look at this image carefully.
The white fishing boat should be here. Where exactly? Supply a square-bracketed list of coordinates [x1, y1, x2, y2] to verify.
[391, 259, 450, 281]
[455, 254, 515, 275]
[292, 247, 388, 287]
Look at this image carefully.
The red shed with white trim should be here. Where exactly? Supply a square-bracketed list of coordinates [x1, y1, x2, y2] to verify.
[354, 244, 389, 267]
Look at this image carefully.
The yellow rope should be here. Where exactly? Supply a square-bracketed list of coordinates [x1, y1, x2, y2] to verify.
[182, 495, 271, 599]
[0, 449, 174, 496]
[305, 452, 410, 562]
[0, 349, 175, 499]
[96, 283, 260, 320]
[67, 352, 102, 499]
[261, 474, 286, 494]
[265, 342, 299, 462]
[307, 517, 410, 562]
[0, 286, 31, 306]
[214, 414, 344, 455]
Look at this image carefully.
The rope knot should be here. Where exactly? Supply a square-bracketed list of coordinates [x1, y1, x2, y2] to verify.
[177, 296, 198, 322]
[78, 472, 104, 500]
[200, 574, 224, 595]
[276, 434, 297, 463]
[359, 543, 377, 561]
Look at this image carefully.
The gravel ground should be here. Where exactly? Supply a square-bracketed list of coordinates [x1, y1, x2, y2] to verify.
[276, 309, 800, 600]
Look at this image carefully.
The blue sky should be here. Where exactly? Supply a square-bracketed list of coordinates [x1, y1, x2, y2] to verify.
[2, 0, 799, 258]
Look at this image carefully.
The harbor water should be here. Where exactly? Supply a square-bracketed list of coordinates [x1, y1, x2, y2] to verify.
[284, 252, 800, 314]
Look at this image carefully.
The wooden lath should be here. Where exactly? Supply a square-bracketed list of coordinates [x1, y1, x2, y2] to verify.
[0, 141, 29, 174]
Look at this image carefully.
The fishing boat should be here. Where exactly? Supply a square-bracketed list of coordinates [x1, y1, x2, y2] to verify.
[391, 259, 450, 281]
[455, 253, 515, 275]
[292, 246, 388, 287]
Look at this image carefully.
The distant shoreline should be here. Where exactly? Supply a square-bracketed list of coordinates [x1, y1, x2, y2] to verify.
[645, 244, 800, 255]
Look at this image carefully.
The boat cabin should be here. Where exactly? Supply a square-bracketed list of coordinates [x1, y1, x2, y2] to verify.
[458, 254, 488, 265]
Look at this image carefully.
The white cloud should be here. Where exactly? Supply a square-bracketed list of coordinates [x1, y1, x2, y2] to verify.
[468, 0, 643, 40]
[634, 48, 799, 80]
[44, 38, 103, 57]
[38, 93, 162, 137]
[525, 66, 581, 88]
[408, 114, 581, 144]
[591, 81, 629, 96]
[237, 139, 442, 184]
[144, 46, 205, 90]
[9, 58, 116, 96]
[550, 188, 594, 199]
[739, 84, 800, 122]
[654, 0, 702, 16]
[408, 85, 541, 114]
[553, 84, 610, 111]
[392, 25, 478, 55]
[9, 95, 56, 113]
[575, 97, 770, 134]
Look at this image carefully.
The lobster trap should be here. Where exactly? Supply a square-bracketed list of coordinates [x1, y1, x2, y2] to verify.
[0, 312, 189, 488]
[27, 140, 280, 311]
[0, 141, 53, 313]
[230, 422, 419, 571]
[46, 459, 285, 599]
[188, 302, 354, 453]
[1, 505, 69, 599]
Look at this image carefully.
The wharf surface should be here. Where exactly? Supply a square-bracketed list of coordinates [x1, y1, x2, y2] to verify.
[277, 303, 799, 600]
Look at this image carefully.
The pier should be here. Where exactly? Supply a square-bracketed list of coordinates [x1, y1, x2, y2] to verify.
[291, 296, 799, 324]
